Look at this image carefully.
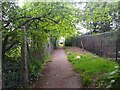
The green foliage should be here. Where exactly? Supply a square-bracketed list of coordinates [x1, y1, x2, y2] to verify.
[99, 65, 120, 88]
[5, 46, 21, 61]
[82, 76, 92, 86]
[2, 1, 80, 60]
[28, 58, 44, 81]
[65, 36, 76, 46]
[2, 60, 22, 88]
[2, 1, 80, 88]
[2, 1, 79, 53]
[23, 2, 78, 38]
[80, 2, 119, 33]
[28, 52, 50, 82]
[67, 52, 75, 61]
[67, 52, 118, 87]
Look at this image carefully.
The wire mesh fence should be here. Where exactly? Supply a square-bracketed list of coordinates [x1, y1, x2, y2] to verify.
[76, 30, 120, 60]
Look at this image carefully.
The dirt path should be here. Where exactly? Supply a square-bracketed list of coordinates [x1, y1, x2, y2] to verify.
[33, 48, 81, 88]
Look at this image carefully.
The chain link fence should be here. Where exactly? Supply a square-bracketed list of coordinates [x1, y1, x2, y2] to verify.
[76, 30, 120, 60]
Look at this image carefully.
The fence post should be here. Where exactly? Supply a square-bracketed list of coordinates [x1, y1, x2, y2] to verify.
[116, 30, 118, 61]
[0, 1, 2, 88]
[81, 41, 84, 51]
[116, 30, 120, 63]
[0, 20, 1, 90]
[100, 41, 103, 57]
[21, 26, 29, 87]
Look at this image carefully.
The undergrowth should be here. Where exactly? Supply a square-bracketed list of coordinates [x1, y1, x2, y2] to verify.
[100, 65, 120, 88]
[3, 49, 50, 88]
[28, 52, 50, 83]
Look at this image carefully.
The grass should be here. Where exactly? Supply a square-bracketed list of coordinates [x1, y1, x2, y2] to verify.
[67, 52, 118, 87]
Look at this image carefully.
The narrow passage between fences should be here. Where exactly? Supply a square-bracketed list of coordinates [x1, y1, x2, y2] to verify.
[33, 49, 81, 88]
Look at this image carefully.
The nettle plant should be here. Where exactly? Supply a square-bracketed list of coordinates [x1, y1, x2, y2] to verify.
[99, 65, 120, 88]
[105, 65, 120, 88]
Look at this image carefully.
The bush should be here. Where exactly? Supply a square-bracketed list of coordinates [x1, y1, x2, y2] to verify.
[28, 58, 44, 81]
[3, 48, 50, 88]
[28, 53, 50, 82]
[2, 60, 23, 88]
[65, 37, 76, 46]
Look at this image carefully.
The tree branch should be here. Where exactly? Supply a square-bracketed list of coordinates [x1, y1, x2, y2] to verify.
[5, 42, 16, 51]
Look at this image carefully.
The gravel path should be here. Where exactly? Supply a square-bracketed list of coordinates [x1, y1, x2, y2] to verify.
[33, 49, 81, 88]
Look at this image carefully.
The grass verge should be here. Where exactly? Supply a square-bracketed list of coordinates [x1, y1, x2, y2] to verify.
[67, 52, 118, 87]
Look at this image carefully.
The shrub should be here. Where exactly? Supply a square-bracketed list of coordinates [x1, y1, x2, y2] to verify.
[65, 37, 76, 46]
[28, 58, 44, 81]
[2, 60, 22, 88]
[28, 53, 50, 82]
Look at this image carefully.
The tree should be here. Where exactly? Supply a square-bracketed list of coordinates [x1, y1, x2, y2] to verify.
[80, 2, 119, 33]
[2, 1, 81, 88]
[2, 1, 80, 59]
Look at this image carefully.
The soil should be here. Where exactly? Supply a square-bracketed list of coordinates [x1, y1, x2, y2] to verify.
[65, 46, 87, 54]
[32, 48, 82, 88]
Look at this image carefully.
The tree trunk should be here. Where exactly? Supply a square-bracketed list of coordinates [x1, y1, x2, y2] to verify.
[0, 31, 2, 89]
[21, 26, 29, 87]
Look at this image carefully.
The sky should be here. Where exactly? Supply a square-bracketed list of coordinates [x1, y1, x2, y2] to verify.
[18, 0, 24, 7]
